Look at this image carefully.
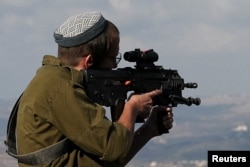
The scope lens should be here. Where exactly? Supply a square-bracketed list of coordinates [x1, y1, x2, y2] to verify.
[123, 49, 158, 62]
[124, 51, 139, 62]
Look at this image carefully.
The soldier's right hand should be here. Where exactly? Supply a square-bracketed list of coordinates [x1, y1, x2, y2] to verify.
[126, 89, 162, 118]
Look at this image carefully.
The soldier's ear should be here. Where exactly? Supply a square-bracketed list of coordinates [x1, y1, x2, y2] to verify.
[84, 55, 93, 68]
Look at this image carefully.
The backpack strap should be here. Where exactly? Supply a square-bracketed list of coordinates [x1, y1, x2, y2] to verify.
[5, 94, 73, 165]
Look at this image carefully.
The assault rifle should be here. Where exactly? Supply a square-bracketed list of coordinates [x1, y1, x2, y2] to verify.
[83, 49, 201, 122]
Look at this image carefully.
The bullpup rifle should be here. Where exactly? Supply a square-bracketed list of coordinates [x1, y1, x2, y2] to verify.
[83, 49, 201, 123]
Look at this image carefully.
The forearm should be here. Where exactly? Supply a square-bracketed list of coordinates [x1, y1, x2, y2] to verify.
[117, 104, 149, 167]
[121, 123, 153, 166]
[117, 102, 139, 153]
[117, 104, 137, 133]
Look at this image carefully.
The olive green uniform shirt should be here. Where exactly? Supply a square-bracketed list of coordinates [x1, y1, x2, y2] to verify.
[16, 55, 130, 167]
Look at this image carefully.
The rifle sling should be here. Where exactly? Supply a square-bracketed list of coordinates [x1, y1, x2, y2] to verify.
[5, 94, 73, 165]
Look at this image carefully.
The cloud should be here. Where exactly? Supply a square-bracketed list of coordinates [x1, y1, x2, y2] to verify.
[202, 94, 250, 106]
[106, 0, 250, 58]
[210, 0, 234, 18]
[151, 136, 168, 145]
[0, 0, 35, 7]
[0, 154, 18, 167]
[178, 24, 233, 54]
[1, 0, 250, 99]
[108, 0, 131, 11]
[232, 124, 248, 132]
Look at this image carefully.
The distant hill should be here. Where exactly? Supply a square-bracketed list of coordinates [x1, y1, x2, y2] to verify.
[0, 95, 249, 167]
[127, 103, 250, 166]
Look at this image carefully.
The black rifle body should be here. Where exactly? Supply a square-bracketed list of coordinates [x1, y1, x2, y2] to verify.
[83, 67, 200, 121]
[83, 49, 200, 122]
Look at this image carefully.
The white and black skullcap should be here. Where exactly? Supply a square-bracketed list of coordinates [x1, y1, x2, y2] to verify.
[54, 11, 108, 47]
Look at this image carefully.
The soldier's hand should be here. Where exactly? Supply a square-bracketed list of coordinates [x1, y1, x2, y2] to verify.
[126, 89, 162, 118]
[145, 106, 174, 136]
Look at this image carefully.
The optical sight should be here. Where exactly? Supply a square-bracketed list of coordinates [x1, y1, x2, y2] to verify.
[124, 49, 158, 63]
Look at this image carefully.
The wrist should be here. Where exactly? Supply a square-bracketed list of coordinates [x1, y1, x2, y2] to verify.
[117, 103, 139, 133]
[124, 101, 138, 116]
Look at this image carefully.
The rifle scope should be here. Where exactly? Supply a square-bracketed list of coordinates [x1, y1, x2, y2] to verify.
[124, 49, 158, 63]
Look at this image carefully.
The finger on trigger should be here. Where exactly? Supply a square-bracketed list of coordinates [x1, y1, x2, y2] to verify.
[148, 89, 162, 97]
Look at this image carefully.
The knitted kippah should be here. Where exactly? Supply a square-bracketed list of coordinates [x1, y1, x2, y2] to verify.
[54, 11, 108, 47]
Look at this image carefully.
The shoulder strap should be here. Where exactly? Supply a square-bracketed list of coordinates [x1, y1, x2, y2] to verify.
[5, 94, 22, 155]
[5, 94, 73, 165]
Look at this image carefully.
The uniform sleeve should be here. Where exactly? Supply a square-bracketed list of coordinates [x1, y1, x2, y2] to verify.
[48, 80, 131, 162]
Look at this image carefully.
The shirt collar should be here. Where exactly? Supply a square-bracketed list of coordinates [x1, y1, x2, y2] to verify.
[42, 55, 84, 84]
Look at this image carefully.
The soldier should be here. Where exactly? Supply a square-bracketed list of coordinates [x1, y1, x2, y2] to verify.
[13, 11, 173, 166]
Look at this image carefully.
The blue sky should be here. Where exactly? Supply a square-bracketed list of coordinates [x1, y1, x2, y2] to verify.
[0, 0, 249, 103]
